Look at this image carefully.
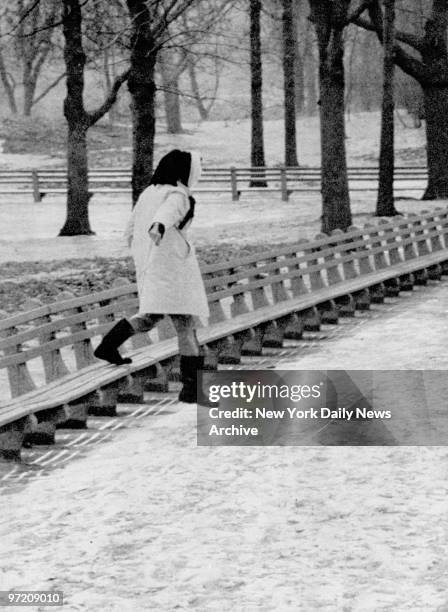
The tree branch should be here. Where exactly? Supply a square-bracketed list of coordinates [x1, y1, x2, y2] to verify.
[354, 13, 432, 85]
[346, 0, 373, 25]
[32, 71, 66, 106]
[87, 69, 129, 127]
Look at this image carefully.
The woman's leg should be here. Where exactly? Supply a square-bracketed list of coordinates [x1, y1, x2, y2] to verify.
[170, 314, 199, 355]
[171, 315, 215, 405]
[94, 313, 163, 365]
[129, 313, 164, 333]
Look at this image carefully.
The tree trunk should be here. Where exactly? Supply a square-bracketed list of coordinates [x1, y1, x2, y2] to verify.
[160, 58, 183, 134]
[60, 123, 92, 235]
[304, 48, 317, 115]
[293, 0, 305, 115]
[103, 47, 117, 127]
[358, 0, 448, 200]
[164, 84, 182, 134]
[250, 0, 267, 186]
[317, 28, 351, 232]
[0, 48, 17, 114]
[421, 2, 448, 199]
[59, 0, 127, 235]
[127, 0, 157, 205]
[282, 0, 299, 167]
[188, 58, 209, 120]
[23, 67, 37, 117]
[376, 0, 397, 216]
[59, 0, 93, 236]
[422, 86, 448, 199]
[295, 48, 305, 115]
[302, 20, 318, 116]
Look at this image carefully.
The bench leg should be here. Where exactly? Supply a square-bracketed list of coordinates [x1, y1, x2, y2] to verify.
[26, 407, 66, 445]
[217, 335, 242, 365]
[369, 283, 385, 304]
[201, 344, 218, 370]
[414, 268, 428, 285]
[335, 294, 356, 317]
[145, 362, 170, 392]
[353, 289, 370, 311]
[384, 278, 400, 297]
[118, 367, 157, 403]
[261, 320, 284, 348]
[89, 381, 123, 416]
[398, 273, 414, 291]
[57, 394, 95, 429]
[119, 375, 145, 403]
[0, 417, 30, 462]
[440, 261, 448, 276]
[428, 264, 442, 281]
[317, 300, 339, 324]
[241, 328, 264, 356]
[283, 313, 304, 340]
[301, 307, 321, 332]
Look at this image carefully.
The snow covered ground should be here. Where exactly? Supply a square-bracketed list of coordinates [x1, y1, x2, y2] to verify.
[0, 110, 432, 263]
[0, 190, 442, 263]
[0, 110, 427, 171]
[1, 283, 448, 611]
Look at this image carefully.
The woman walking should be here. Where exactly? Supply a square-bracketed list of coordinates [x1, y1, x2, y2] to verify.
[94, 149, 210, 405]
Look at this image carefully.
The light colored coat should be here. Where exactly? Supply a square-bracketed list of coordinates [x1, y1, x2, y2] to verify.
[124, 184, 210, 319]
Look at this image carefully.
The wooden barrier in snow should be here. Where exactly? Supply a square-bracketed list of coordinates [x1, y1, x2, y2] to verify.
[0, 166, 430, 202]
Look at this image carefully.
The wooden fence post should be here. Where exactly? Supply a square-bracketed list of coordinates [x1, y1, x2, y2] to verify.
[280, 167, 288, 201]
[32, 170, 42, 202]
[230, 167, 239, 201]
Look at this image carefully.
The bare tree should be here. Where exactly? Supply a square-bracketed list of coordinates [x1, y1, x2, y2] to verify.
[187, 53, 221, 120]
[158, 47, 186, 134]
[180, 2, 234, 121]
[282, 0, 298, 166]
[0, 0, 63, 115]
[250, 0, 267, 185]
[126, 0, 197, 205]
[377, 0, 397, 216]
[309, 0, 356, 233]
[0, 45, 17, 114]
[355, 0, 448, 199]
[59, 0, 128, 236]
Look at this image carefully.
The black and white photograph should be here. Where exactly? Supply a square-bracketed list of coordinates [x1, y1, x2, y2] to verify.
[1, 0, 448, 610]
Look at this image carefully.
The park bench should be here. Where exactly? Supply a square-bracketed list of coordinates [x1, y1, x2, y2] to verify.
[1, 207, 447, 461]
[0, 166, 429, 202]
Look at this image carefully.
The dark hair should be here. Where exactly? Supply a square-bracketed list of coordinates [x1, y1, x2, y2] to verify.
[150, 149, 191, 187]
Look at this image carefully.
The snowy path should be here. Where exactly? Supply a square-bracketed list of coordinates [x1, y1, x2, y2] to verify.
[1, 282, 448, 610]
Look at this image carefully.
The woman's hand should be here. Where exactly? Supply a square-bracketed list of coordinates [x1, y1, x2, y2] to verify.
[148, 222, 165, 246]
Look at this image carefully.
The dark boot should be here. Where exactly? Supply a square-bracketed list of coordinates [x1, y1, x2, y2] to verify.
[94, 319, 134, 365]
[178, 355, 218, 407]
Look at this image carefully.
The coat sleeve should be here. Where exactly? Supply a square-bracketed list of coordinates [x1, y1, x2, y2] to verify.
[152, 192, 189, 230]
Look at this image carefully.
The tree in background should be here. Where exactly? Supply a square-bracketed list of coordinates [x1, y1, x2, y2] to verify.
[187, 51, 221, 121]
[282, 0, 299, 166]
[309, 0, 356, 233]
[249, 0, 267, 185]
[158, 47, 186, 134]
[377, 0, 397, 216]
[59, 0, 128, 236]
[126, 0, 196, 205]
[356, 0, 448, 199]
[0, 0, 62, 116]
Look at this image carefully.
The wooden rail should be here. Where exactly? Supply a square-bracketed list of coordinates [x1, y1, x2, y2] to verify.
[0, 207, 447, 460]
[0, 166, 430, 202]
